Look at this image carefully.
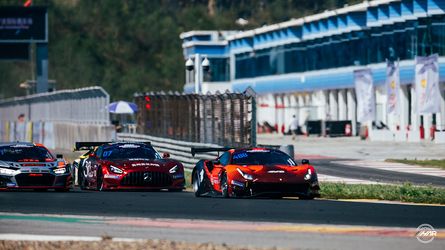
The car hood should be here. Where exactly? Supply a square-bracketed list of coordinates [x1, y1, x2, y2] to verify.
[0, 160, 57, 168]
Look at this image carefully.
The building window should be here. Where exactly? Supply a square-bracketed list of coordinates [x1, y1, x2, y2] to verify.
[233, 16, 443, 80]
[204, 58, 230, 82]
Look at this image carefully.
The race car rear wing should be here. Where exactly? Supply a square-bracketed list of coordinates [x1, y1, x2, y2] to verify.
[74, 141, 152, 151]
[191, 147, 232, 157]
[74, 142, 111, 151]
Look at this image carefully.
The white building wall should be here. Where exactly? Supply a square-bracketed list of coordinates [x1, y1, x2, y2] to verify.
[338, 89, 347, 120]
[346, 89, 357, 135]
[328, 90, 338, 120]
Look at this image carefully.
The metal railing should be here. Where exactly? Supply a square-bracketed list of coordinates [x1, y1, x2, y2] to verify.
[0, 86, 110, 125]
[134, 88, 256, 147]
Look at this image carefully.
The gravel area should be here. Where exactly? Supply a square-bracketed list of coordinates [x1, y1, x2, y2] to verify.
[0, 239, 285, 250]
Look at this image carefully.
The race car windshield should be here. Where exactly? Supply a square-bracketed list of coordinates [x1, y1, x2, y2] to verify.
[0, 146, 54, 162]
[101, 145, 160, 160]
[231, 150, 296, 166]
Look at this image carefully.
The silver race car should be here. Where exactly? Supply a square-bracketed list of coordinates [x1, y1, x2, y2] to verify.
[0, 142, 72, 191]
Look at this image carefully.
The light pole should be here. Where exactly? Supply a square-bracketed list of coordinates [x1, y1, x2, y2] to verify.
[185, 54, 210, 94]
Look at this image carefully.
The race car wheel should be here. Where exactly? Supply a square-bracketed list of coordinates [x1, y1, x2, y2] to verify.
[192, 170, 203, 197]
[78, 166, 87, 190]
[299, 195, 315, 200]
[220, 172, 229, 198]
[299, 188, 316, 200]
[97, 169, 104, 191]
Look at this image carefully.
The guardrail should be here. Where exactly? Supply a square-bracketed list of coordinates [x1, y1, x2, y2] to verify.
[117, 133, 220, 169]
[117, 133, 294, 169]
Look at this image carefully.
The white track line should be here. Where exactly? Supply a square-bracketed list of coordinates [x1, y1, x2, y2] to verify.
[336, 161, 445, 178]
[0, 234, 141, 242]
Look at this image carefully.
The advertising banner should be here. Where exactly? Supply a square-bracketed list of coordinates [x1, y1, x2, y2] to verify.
[415, 54, 441, 114]
[354, 68, 375, 122]
[386, 60, 400, 115]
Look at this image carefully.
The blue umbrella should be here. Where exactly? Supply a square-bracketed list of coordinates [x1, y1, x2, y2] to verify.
[107, 101, 138, 114]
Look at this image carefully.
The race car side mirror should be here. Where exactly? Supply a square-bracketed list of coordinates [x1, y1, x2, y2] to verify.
[163, 152, 170, 159]
[56, 154, 63, 159]
[301, 159, 310, 165]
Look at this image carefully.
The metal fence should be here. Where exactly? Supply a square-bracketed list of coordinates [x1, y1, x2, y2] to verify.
[0, 86, 110, 125]
[135, 88, 256, 147]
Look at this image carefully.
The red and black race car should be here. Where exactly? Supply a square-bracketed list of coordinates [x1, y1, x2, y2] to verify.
[0, 142, 72, 191]
[191, 147, 320, 199]
[75, 141, 185, 191]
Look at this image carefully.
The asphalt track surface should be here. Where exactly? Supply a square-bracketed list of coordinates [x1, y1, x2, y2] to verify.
[1, 188, 444, 228]
[313, 159, 445, 187]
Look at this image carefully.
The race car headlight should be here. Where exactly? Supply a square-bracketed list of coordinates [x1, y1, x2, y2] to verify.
[237, 168, 253, 180]
[304, 168, 312, 181]
[109, 165, 123, 174]
[169, 165, 179, 174]
[0, 167, 16, 176]
[53, 167, 67, 175]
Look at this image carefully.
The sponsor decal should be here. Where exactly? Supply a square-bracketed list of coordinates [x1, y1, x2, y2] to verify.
[6, 183, 16, 187]
[267, 170, 285, 173]
[233, 152, 248, 160]
[11, 144, 32, 148]
[246, 149, 270, 153]
[199, 169, 204, 183]
[104, 174, 120, 179]
[416, 224, 437, 243]
[211, 177, 219, 185]
[119, 144, 140, 148]
[131, 162, 160, 167]
[172, 173, 184, 179]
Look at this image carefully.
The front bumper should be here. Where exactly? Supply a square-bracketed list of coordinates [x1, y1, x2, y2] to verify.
[230, 176, 320, 198]
[102, 171, 185, 190]
[0, 172, 72, 190]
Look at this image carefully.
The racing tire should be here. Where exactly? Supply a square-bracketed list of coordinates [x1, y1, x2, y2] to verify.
[78, 166, 87, 190]
[192, 170, 204, 197]
[220, 172, 229, 198]
[97, 169, 105, 191]
[299, 195, 315, 200]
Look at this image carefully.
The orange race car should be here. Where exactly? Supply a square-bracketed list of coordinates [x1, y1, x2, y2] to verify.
[190, 147, 320, 199]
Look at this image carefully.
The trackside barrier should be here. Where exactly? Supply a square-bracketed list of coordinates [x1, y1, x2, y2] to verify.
[134, 88, 257, 147]
[0, 121, 115, 150]
[0, 86, 110, 124]
[117, 133, 221, 169]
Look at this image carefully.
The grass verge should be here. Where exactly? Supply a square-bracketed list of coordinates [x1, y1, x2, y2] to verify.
[185, 169, 445, 204]
[320, 182, 445, 204]
[385, 159, 445, 170]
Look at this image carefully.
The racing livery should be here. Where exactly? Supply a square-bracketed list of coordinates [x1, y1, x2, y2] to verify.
[191, 147, 320, 199]
[0, 142, 72, 191]
[75, 141, 185, 191]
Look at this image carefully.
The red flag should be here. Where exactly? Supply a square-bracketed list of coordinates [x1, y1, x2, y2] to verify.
[24, 0, 32, 7]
